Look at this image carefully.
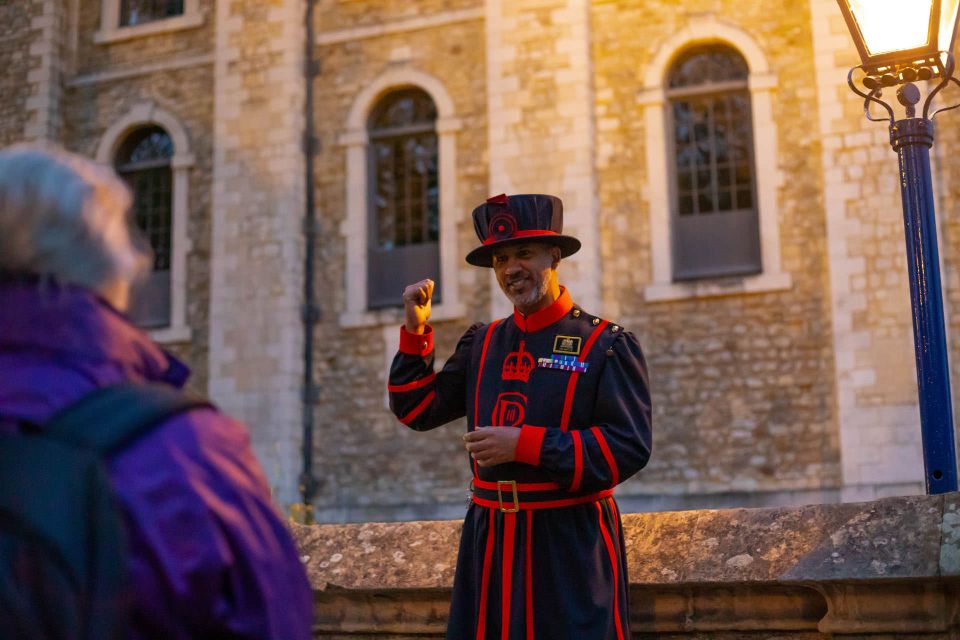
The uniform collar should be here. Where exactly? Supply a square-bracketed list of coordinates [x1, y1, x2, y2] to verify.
[512, 286, 574, 333]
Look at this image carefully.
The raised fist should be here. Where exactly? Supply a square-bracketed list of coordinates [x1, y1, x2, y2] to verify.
[402, 278, 434, 334]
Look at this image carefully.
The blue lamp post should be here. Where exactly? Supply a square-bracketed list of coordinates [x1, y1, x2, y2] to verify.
[837, 0, 960, 494]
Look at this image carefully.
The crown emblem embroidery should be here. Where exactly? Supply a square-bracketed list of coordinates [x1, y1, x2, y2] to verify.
[501, 340, 535, 382]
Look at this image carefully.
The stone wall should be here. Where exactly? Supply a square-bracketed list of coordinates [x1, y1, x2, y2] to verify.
[580, 1, 839, 503]
[74, 0, 214, 74]
[310, 2, 490, 521]
[293, 493, 960, 638]
[0, 1, 37, 145]
[62, 67, 215, 392]
[810, 0, 929, 501]
[56, 0, 218, 392]
[207, 0, 307, 506]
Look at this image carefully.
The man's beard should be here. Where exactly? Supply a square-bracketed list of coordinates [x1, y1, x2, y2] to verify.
[501, 272, 550, 310]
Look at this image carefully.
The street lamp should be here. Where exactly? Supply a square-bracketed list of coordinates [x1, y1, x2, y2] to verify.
[837, 0, 960, 494]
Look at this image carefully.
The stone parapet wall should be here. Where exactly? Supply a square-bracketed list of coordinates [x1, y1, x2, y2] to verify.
[293, 493, 960, 638]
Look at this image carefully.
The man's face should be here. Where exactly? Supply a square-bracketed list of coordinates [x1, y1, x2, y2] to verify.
[492, 242, 559, 311]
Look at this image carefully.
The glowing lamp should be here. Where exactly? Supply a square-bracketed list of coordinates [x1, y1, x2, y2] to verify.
[837, 0, 960, 75]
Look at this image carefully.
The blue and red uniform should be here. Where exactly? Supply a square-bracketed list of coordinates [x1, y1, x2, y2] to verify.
[389, 287, 652, 640]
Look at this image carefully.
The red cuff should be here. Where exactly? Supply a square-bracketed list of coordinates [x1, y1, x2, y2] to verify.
[515, 425, 546, 466]
[399, 325, 434, 356]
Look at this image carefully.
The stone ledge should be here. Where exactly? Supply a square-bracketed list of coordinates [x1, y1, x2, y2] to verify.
[292, 493, 960, 637]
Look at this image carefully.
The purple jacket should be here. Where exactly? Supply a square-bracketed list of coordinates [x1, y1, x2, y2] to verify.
[0, 282, 313, 639]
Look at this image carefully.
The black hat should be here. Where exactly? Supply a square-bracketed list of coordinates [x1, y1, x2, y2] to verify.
[465, 194, 581, 267]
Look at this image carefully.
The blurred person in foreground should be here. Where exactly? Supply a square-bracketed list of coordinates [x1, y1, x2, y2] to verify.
[0, 144, 312, 639]
[389, 194, 652, 639]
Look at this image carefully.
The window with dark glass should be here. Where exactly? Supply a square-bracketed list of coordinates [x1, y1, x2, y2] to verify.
[115, 126, 174, 328]
[668, 45, 761, 280]
[367, 88, 441, 309]
[119, 0, 184, 27]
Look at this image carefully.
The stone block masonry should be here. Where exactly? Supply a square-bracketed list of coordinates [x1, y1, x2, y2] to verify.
[293, 493, 960, 638]
[209, 0, 307, 507]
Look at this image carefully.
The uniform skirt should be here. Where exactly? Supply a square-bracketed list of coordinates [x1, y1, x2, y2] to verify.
[447, 496, 630, 640]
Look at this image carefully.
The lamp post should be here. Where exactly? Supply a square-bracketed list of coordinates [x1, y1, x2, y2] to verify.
[837, 0, 960, 494]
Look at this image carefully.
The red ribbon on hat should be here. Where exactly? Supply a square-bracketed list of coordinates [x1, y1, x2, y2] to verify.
[482, 229, 559, 245]
[486, 193, 510, 205]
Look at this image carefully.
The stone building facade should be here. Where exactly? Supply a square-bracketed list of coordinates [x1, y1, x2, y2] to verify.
[2, 0, 956, 520]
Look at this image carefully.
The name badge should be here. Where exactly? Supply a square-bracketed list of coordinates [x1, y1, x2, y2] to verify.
[553, 335, 582, 355]
[537, 355, 589, 373]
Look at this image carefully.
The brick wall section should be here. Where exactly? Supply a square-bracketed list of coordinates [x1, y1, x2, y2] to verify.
[74, 0, 214, 75]
[485, 0, 600, 318]
[591, 0, 840, 497]
[208, 0, 307, 506]
[24, 0, 67, 142]
[0, 2, 34, 145]
[315, 0, 480, 32]
[311, 9, 490, 521]
[810, 0, 925, 499]
[61, 66, 215, 393]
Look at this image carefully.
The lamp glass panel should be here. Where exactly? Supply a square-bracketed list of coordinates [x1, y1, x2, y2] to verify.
[938, 0, 960, 50]
[848, 0, 933, 55]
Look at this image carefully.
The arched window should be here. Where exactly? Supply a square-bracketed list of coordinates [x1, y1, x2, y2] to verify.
[115, 125, 174, 328]
[120, 0, 184, 27]
[366, 88, 441, 308]
[668, 45, 761, 281]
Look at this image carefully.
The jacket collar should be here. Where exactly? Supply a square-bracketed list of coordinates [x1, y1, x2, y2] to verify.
[0, 280, 189, 388]
[512, 286, 574, 333]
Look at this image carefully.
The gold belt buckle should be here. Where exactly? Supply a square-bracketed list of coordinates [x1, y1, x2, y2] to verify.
[497, 480, 519, 513]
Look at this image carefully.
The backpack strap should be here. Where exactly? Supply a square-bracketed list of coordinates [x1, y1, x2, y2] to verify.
[44, 382, 214, 455]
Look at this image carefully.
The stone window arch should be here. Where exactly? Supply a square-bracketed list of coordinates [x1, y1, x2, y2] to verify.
[366, 88, 441, 309]
[96, 102, 194, 342]
[640, 18, 791, 301]
[667, 44, 760, 280]
[339, 68, 465, 327]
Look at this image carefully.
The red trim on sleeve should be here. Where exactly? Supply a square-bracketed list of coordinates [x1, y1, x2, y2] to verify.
[590, 426, 620, 486]
[387, 372, 437, 393]
[399, 325, 433, 356]
[515, 425, 546, 466]
[476, 508, 496, 640]
[399, 391, 436, 425]
[560, 319, 609, 431]
[570, 430, 584, 492]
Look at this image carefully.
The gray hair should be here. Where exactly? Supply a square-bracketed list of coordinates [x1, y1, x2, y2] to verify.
[0, 143, 150, 291]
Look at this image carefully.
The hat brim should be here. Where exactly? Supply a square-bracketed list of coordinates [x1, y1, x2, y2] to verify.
[465, 235, 581, 267]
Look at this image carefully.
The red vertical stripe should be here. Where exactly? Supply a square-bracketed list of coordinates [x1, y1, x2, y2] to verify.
[473, 321, 500, 477]
[559, 320, 609, 431]
[502, 512, 517, 639]
[596, 502, 625, 640]
[476, 509, 497, 640]
[590, 426, 620, 486]
[570, 430, 584, 492]
[525, 511, 534, 640]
